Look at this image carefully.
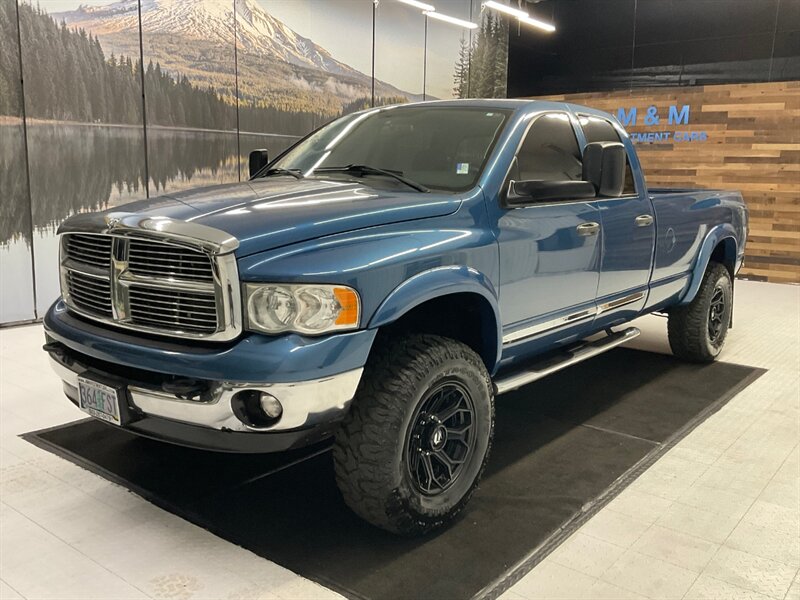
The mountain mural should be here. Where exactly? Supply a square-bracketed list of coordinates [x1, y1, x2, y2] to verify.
[1, 0, 505, 323]
[53, 0, 421, 120]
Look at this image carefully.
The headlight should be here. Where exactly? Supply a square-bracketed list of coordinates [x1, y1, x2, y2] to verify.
[244, 283, 360, 335]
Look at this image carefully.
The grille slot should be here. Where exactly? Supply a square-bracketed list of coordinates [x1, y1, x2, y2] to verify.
[65, 234, 112, 268]
[60, 232, 237, 340]
[128, 240, 214, 282]
[129, 288, 218, 333]
[65, 271, 113, 317]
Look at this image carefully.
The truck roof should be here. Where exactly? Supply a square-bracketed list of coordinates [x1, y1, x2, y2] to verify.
[397, 98, 617, 122]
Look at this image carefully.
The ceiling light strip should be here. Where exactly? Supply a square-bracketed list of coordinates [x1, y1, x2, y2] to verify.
[519, 15, 555, 32]
[482, 1, 556, 33]
[397, 0, 436, 11]
[482, 1, 527, 19]
[424, 11, 478, 29]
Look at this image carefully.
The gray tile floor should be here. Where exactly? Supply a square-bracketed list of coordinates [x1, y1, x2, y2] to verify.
[1, 280, 798, 599]
[503, 280, 800, 600]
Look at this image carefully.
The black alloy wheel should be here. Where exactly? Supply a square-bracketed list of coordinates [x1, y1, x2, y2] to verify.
[708, 285, 727, 344]
[405, 381, 476, 495]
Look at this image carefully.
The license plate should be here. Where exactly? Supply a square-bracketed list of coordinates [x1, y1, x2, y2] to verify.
[78, 376, 122, 425]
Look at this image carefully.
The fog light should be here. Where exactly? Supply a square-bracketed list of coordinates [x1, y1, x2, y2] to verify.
[259, 392, 283, 419]
[231, 389, 283, 427]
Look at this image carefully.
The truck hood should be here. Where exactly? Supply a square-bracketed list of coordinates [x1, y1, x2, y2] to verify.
[117, 178, 462, 256]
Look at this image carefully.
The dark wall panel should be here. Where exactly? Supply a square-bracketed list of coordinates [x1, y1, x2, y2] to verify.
[508, 0, 635, 95]
[0, 0, 35, 323]
[772, 0, 800, 80]
[508, 0, 800, 96]
[634, 0, 779, 44]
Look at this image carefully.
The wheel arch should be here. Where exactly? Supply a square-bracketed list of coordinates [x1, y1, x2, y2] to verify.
[679, 224, 738, 306]
[710, 237, 737, 280]
[368, 266, 502, 373]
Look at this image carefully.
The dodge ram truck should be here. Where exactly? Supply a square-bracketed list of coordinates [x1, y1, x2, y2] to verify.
[44, 99, 747, 534]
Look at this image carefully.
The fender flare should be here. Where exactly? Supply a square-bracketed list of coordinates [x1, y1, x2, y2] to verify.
[679, 223, 738, 306]
[369, 266, 502, 372]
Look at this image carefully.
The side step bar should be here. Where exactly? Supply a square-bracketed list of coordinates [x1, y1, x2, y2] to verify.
[493, 327, 641, 395]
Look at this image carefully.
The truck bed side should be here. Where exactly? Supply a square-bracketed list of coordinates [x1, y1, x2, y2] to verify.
[646, 188, 747, 311]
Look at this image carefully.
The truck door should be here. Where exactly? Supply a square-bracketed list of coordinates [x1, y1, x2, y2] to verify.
[493, 112, 602, 357]
[577, 114, 655, 327]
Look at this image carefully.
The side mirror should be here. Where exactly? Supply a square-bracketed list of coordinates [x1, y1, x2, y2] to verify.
[248, 149, 269, 178]
[582, 141, 625, 197]
[506, 180, 597, 206]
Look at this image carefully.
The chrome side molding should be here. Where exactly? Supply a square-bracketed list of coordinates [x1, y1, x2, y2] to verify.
[503, 308, 595, 344]
[502, 291, 645, 345]
[493, 327, 640, 395]
[597, 291, 645, 314]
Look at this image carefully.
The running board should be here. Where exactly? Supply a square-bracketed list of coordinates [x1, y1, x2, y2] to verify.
[493, 327, 641, 395]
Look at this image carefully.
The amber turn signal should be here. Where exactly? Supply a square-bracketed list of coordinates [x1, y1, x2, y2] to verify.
[334, 287, 360, 326]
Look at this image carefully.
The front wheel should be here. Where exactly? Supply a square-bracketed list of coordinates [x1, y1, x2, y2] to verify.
[333, 334, 494, 535]
[668, 262, 733, 362]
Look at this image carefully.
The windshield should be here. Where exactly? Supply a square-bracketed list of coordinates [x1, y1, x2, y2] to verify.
[269, 106, 511, 192]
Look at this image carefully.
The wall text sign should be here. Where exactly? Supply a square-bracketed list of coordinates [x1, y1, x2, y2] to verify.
[616, 104, 708, 143]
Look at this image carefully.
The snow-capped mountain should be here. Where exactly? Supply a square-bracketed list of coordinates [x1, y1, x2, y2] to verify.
[54, 0, 362, 78]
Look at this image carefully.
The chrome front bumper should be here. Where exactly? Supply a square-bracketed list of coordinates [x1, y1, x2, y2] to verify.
[49, 355, 363, 433]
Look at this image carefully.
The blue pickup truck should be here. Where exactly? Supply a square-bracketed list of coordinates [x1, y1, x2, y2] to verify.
[44, 99, 747, 534]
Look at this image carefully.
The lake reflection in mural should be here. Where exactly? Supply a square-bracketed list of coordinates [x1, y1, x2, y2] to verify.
[0, 120, 36, 323]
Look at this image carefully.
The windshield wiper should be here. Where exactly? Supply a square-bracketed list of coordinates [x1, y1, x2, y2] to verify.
[259, 168, 304, 180]
[314, 164, 429, 193]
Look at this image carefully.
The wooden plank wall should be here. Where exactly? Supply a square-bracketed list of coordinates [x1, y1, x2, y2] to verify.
[529, 81, 800, 284]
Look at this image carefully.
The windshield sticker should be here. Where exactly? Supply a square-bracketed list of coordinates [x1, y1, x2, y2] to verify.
[456, 163, 470, 175]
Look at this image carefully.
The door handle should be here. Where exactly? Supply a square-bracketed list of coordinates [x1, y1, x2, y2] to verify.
[576, 222, 600, 237]
[635, 214, 654, 227]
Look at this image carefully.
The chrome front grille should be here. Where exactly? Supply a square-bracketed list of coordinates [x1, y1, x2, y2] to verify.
[60, 231, 241, 341]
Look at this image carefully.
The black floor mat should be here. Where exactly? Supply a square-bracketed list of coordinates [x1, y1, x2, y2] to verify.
[25, 349, 763, 600]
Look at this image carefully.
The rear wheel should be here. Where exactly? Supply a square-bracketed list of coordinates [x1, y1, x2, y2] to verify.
[333, 334, 494, 535]
[668, 262, 733, 362]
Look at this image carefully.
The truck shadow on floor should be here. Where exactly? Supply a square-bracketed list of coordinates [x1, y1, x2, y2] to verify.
[25, 348, 762, 600]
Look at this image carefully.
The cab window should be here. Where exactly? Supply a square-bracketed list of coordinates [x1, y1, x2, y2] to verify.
[515, 113, 583, 182]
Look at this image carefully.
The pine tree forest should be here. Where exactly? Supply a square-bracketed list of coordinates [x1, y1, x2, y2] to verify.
[0, 3, 327, 135]
[0, 0, 22, 117]
[453, 12, 509, 99]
